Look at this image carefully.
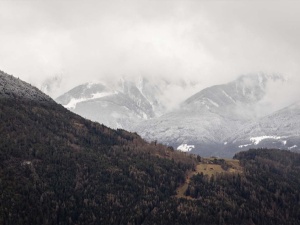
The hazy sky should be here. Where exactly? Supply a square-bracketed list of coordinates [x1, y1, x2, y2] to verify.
[1, 0, 300, 100]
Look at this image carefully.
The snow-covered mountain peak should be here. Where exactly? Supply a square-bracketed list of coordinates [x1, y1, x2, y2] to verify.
[182, 73, 285, 112]
[226, 100, 300, 155]
[55, 76, 167, 129]
[56, 82, 111, 105]
[133, 72, 294, 157]
[54, 72, 299, 157]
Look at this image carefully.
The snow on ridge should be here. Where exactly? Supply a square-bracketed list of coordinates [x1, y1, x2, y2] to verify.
[64, 97, 87, 109]
[238, 136, 289, 148]
[0, 71, 52, 102]
[177, 144, 195, 152]
[288, 145, 297, 150]
[250, 136, 285, 145]
[206, 98, 219, 107]
[136, 77, 144, 94]
[222, 90, 236, 103]
[239, 143, 252, 148]
[64, 92, 114, 109]
[92, 92, 115, 99]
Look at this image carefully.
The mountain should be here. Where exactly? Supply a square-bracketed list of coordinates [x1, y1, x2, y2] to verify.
[134, 73, 285, 157]
[56, 77, 165, 130]
[55, 73, 298, 158]
[2, 70, 300, 224]
[0, 71, 195, 224]
[227, 101, 300, 154]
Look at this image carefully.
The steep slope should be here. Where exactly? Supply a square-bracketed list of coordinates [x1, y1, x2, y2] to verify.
[56, 78, 164, 130]
[134, 73, 285, 157]
[227, 101, 300, 154]
[0, 70, 53, 103]
[0, 71, 196, 225]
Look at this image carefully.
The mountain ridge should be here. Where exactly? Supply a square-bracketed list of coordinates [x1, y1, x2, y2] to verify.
[227, 100, 300, 154]
[55, 78, 165, 129]
[134, 73, 290, 157]
[55, 72, 299, 157]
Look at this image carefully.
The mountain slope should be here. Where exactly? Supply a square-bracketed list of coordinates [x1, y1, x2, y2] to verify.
[134, 73, 285, 157]
[0, 71, 196, 224]
[227, 101, 300, 153]
[0, 70, 53, 103]
[56, 78, 164, 130]
[2, 71, 300, 224]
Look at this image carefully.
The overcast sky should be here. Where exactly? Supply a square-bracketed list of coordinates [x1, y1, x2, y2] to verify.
[1, 0, 300, 101]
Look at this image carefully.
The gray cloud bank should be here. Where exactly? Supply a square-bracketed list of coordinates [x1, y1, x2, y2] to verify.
[0, 0, 300, 108]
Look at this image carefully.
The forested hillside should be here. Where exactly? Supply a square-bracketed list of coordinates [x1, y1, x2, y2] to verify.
[0, 72, 196, 224]
[145, 149, 300, 225]
[1, 72, 300, 225]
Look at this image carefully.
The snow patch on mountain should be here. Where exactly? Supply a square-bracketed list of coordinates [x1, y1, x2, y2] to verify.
[288, 145, 297, 150]
[250, 136, 284, 145]
[228, 100, 300, 155]
[222, 90, 236, 103]
[55, 72, 300, 158]
[239, 143, 252, 148]
[177, 144, 195, 152]
[56, 77, 170, 130]
[134, 73, 294, 157]
[64, 92, 115, 109]
[206, 98, 219, 107]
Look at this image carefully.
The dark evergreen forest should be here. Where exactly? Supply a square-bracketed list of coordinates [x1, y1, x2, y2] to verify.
[0, 97, 195, 224]
[148, 149, 300, 225]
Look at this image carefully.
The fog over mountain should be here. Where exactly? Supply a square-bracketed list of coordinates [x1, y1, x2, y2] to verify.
[228, 101, 300, 154]
[1, 0, 300, 112]
[1, 1, 300, 157]
[56, 77, 166, 129]
[56, 72, 300, 157]
[2, 1, 300, 223]
[134, 73, 300, 157]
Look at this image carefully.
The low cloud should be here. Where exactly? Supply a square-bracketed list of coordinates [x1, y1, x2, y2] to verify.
[257, 75, 300, 116]
[0, 0, 299, 109]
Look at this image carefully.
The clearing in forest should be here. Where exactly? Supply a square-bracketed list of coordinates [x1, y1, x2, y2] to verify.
[175, 158, 243, 199]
